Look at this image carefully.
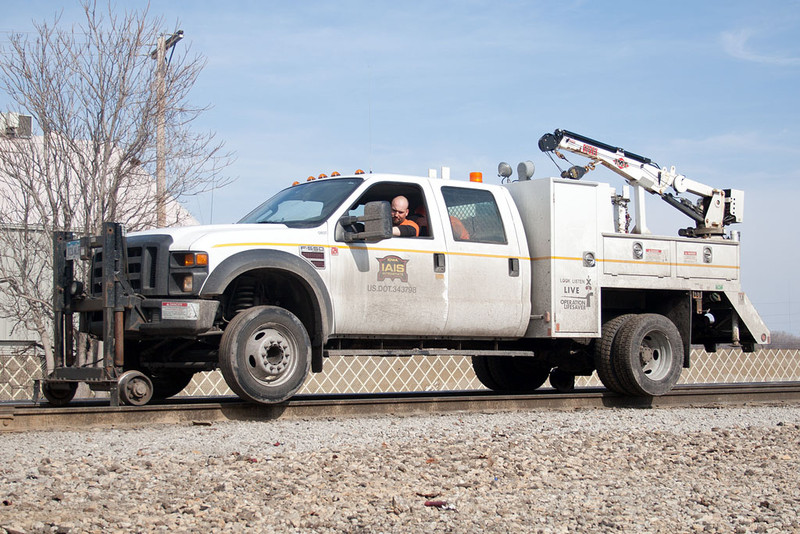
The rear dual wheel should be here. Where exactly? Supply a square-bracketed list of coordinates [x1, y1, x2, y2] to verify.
[597, 314, 683, 397]
[594, 314, 636, 395]
[613, 314, 684, 396]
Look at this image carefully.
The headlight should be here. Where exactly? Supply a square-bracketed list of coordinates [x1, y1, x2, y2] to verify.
[173, 252, 208, 267]
[169, 252, 209, 295]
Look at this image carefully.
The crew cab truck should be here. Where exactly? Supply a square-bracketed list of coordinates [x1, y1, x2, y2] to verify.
[43, 129, 770, 406]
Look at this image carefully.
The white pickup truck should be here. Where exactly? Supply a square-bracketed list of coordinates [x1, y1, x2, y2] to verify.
[48, 131, 770, 406]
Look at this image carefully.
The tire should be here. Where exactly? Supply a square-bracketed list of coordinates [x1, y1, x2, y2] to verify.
[594, 314, 636, 395]
[42, 382, 77, 407]
[471, 356, 502, 391]
[219, 306, 311, 404]
[612, 314, 684, 397]
[483, 357, 550, 393]
[549, 368, 575, 393]
[150, 370, 194, 400]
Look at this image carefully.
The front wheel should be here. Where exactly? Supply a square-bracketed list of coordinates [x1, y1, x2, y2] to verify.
[219, 306, 311, 404]
[42, 381, 78, 407]
[612, 314, 684, 396]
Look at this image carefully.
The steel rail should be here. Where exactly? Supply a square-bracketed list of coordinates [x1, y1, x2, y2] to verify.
[2, 382, 800, 433]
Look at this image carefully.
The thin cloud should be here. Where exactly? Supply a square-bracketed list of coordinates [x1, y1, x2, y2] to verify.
[721, 28, 800, 66]
[668, 131, 800, 158]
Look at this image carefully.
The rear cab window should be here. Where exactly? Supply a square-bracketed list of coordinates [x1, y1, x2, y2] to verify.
[440, 186, 507, 244]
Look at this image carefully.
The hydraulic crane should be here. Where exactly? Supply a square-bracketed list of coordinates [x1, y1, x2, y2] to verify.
[538, 129, 744, 237]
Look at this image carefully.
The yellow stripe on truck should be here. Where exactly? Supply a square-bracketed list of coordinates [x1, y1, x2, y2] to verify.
[213, 242, 531, 261]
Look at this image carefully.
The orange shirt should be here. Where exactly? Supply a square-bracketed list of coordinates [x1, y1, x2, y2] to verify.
[397, 218, 420, 237]
[449, 216, 470, 240]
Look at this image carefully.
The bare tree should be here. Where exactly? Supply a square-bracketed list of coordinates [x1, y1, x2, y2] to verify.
[0, 1, 233, 371]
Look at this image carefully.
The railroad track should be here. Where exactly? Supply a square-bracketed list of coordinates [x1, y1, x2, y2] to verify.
[2, 382, 800, 432]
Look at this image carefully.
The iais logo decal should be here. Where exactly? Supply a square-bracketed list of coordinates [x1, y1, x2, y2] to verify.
[376, 255, 409, 283]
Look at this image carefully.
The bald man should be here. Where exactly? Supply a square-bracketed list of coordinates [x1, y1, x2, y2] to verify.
[390, 196, 419, 237]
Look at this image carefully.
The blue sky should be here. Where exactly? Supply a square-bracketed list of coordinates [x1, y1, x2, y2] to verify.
[3, 0, 800, 335]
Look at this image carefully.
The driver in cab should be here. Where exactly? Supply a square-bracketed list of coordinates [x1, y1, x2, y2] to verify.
[391, 196, 419, 237]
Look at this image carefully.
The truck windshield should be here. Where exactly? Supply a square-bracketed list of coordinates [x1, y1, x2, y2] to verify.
[238, 178, 363, 228]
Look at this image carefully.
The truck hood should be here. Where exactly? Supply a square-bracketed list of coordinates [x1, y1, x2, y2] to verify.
[130, 223, 310, 250]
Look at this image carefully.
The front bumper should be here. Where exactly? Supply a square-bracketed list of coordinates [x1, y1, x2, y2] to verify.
[78, 298, 220, 338]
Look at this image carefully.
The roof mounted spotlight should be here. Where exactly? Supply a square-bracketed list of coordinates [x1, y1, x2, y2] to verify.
[517, 161, 535, 181]
[498, 162, 513, 179]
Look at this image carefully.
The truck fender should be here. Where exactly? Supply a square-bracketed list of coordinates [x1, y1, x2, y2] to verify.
[199, 249, 333, 355]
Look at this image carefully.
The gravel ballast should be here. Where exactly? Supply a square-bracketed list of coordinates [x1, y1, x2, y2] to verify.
[1, 405, 799, 533]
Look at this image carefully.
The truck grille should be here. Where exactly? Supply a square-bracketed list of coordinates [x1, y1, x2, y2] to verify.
[90, 234, 173, 297]
[126, 245, 159, 291]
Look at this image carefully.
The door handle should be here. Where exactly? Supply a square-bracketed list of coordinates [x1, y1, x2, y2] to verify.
[434, 253, 446, 273]
[508, 258, 519, 277]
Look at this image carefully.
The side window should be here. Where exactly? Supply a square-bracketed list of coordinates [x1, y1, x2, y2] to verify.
[441, 186, 507, 244]
[345, 182, 432, 238]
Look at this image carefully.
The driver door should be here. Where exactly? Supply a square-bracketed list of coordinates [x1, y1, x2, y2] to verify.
[329, 180, 449, 336]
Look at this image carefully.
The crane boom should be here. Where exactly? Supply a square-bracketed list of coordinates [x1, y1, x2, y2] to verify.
[538, 129, 743, 237]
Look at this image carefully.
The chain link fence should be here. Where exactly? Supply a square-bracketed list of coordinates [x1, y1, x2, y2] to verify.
[2, 347, 799, 402]
[0, 343, 44, 402]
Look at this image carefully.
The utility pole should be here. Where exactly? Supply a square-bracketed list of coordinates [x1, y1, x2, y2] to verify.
[150, 30, 184, 227]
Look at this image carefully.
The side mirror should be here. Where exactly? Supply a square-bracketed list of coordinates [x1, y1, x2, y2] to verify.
[339, 200, 392, 243]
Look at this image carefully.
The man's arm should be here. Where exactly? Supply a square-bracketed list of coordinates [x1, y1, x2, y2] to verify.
[394, 220, 419, 237]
